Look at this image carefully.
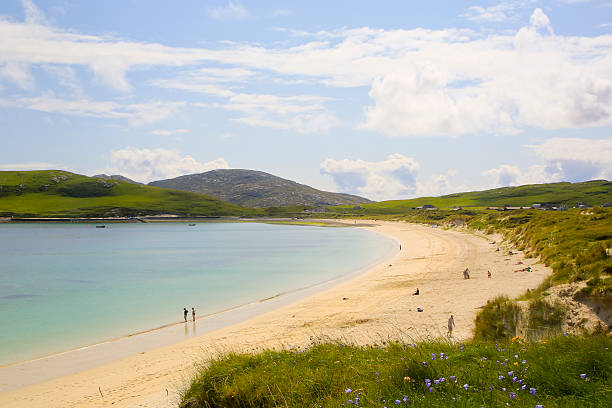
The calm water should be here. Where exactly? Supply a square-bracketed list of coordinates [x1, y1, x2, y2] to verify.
[0, 222, 395, 365]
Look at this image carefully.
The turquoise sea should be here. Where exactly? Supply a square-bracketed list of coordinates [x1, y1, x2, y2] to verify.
[0, 222, 396, 365]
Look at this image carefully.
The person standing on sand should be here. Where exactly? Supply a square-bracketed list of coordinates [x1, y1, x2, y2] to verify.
[192, 307, 196, 322]
[183, 308, 188, 322]
[447, 315, 455, 337]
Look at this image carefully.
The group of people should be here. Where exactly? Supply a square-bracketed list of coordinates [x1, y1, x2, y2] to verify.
[183, 307, 196, 322]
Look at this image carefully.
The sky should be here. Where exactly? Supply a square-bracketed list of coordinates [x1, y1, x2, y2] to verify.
[0, 0, 611, 201]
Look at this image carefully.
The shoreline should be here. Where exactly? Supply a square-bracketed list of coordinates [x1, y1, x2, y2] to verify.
[0, 220, 552, 408]
[0, 222, 398, 391]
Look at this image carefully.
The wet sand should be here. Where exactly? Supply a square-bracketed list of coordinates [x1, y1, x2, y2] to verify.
[0, 221, 551, 408]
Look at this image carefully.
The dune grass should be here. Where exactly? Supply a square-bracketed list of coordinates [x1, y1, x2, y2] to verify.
[180, 335, 612, 408]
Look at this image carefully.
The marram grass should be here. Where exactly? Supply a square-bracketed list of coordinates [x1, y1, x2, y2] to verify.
[180, 335, 611, 408]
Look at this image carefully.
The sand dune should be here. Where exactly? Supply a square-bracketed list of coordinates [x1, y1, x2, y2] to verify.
[0, 221, 551, 408]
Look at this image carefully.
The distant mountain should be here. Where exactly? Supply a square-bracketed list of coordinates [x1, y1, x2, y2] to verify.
[0, 170, 250, 218]
[93, 174, 141, 184]
[149, 169, 372, 208]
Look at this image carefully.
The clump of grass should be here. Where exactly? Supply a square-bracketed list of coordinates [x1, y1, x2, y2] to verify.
[527, 298, 565, 339]
[180, 335, 612, 408]
[581, 276, 612, 297]
[474, 296, 522, 341]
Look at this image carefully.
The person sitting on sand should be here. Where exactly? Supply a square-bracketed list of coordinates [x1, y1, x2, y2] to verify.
[447, 315, 455, 337]
[192, 307, 196, 322]
[487, 270, 491, 278]
[412, 288, 419, 296]
[183, 308, 188, 322]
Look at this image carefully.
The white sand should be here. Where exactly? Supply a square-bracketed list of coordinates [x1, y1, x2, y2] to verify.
[0, 221, 551, 408]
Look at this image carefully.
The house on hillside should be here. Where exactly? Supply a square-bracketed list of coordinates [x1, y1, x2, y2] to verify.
[422, 204, 437, 210]
[603, 202, 612, 207]
[531, 203, 541, 209]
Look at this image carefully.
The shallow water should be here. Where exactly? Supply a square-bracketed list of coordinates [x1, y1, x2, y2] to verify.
[0, 222, 395, 365]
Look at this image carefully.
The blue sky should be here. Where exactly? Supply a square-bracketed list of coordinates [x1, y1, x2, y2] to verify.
[1, 0, 611, 200]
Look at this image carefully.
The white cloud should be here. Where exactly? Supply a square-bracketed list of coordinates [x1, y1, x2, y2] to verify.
[1, 4, 611, 137]
[102, 147, 230, 183]
[0, 62, 35, 90]
[320, 154, 421, 201]
[20, 0, 47, 25]
[483, 137, 612, 187]
[151, 129, 191, 136]
[461, 3, 517, 22]
[0, 161, 57, 170]
[208, 1, 249, 21]
[0, 93, 184, 125]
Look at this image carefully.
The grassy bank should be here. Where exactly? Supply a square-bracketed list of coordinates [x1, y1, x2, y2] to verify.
[181, 335, 611, 407]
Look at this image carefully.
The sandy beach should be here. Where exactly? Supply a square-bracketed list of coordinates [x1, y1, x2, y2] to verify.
[0, 220, 552, 408]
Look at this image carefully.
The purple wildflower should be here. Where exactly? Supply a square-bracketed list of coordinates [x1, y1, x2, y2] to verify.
[345, 388, 352, 394]
[450, 376, 456, 381]
[530, 388, 536, 396]
[395, 400, 401, 405]
[463, 383, 469, 390]
[499, 375, 504, 380]
[580, 374, 586, 379]
[508, 371, 514, 376]
[510, 392, 516, 399]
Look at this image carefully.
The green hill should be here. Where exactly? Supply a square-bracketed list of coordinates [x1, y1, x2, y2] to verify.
[332, 180, 612, 214]
[0, 170, 252, 218]
[149, 169, 371, 208]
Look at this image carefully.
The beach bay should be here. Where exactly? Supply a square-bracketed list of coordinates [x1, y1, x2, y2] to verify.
[0, 222, 396, 367]
[0, 220, 553, 408]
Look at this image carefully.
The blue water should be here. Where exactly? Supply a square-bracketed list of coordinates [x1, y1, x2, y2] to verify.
[0, 222, 395, 365]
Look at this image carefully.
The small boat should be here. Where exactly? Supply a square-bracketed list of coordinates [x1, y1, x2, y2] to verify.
[95, 225, 106, 228]
[188, 223, 196, 226]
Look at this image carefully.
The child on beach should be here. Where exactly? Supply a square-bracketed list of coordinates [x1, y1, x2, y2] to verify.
[192, 307, 196, 322]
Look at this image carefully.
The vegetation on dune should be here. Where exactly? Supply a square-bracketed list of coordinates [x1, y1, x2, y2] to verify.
[181, 335, 612, 408]
[0, 170, 253, 217]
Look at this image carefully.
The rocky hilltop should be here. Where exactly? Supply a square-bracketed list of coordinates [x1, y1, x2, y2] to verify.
[149, 169, 371, 208]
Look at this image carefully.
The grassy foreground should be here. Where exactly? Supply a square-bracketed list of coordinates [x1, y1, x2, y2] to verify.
[181, 335, 611, 408]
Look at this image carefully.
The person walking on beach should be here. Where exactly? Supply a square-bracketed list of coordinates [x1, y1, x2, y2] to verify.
[183, 308, 188, 322]
[192, 307, 196, 322]
[447, 315, 455, 337]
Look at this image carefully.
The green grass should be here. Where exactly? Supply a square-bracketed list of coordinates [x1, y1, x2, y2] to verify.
[331, 180, 611, 213]
[180, 335, 612, 407]
[0, 170, 256, 217]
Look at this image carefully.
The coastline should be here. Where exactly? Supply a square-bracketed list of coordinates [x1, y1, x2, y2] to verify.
[0, 220, 552, 408]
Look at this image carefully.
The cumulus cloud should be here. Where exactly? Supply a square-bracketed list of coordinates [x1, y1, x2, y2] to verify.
[320, 154, 421, 201]
[208, 1, 249, 21]
[483, 137, 612, 187]
[101, 147, 230, 183]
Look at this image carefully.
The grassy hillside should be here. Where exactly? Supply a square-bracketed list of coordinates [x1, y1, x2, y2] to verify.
[0, 170, 253, 218]
[181, 335, 612, 408]
[149, 169, 372, 208]
[332, 180, 611, 214]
